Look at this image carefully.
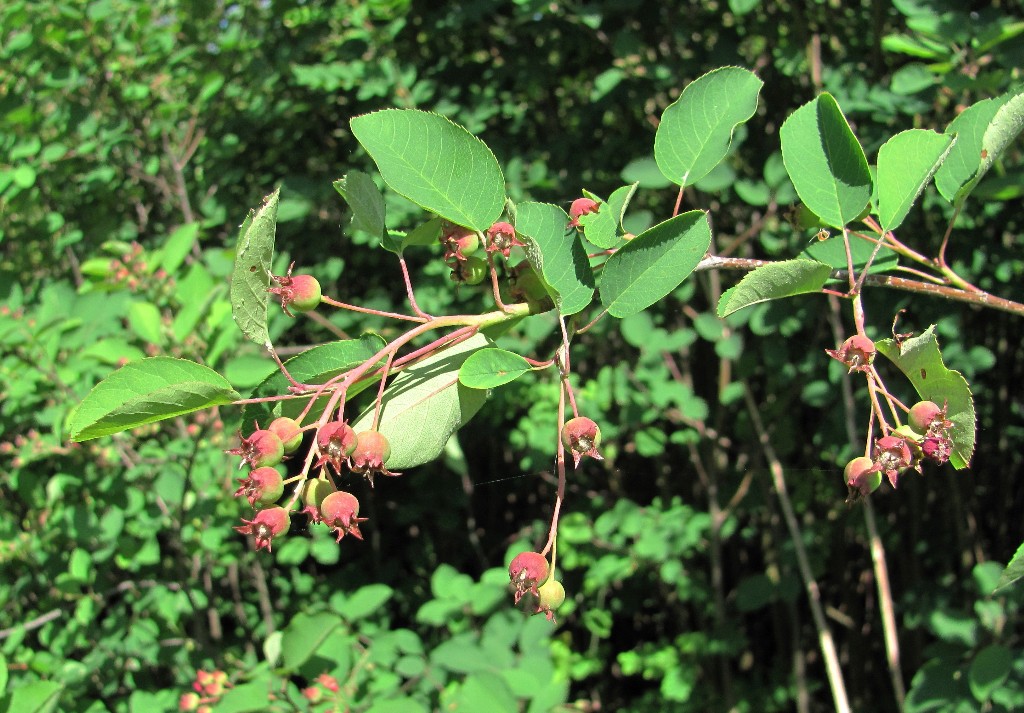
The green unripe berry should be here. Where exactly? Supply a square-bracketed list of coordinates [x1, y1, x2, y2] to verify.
[452, 256, 489, 285]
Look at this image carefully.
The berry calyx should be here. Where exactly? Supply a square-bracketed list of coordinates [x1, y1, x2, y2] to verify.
[269, 416, 303, 454]
[568, 197, 599, 228]
[319, 490, 368, 541]
[268, 262, 322, 316]
[234, 466, 285, 507]
[226, 429, 285, 469]
[316, 421, 357, 473]
[300, 477, 336, 524]
[509, 551, 549, 604]
[535, 578, 566, 621]
[350, 430, 398, 485]
[440, 221, 480, 261]
[844, 456, 882, 497]
[561, 416, 603, 467]
[485, 221, 524, 259]
[234, 506, 289, 552]
[450, 255, 489, 285]
[826, 335, 876, 373]
[873, 435, 913, 488]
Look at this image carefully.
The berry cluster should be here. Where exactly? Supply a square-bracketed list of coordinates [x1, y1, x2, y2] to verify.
[829, 334, 957, 498]
[178, 669, 231, 712]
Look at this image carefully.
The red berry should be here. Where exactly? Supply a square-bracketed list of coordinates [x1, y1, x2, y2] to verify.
[268, 262, 322, 316]
[509, 551, 549, 604]
[226, 429, 285, 469]
[873, 435, 913, 488]
[922, 435, 953, 464]
[485, 221, 523, 258]
[269, 416, 303, 454]
[568, 197, 599, 227]
[179, 692, 201, 712]
[234, 466, 284, 507]
[561, 416, 603, 468]
[826, 335, 876, 373]
[844, 456, 882, 496]
[315, 421, 356, 473]
[234, 506, 289, 552]
[350, 430, 398, 485]
[319, 490, 368, 541]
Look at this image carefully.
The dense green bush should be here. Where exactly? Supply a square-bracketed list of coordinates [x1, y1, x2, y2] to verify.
[2, 1, 1023, 712]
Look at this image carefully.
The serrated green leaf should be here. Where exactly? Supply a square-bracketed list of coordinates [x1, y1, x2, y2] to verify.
[350, 109, 505, 231]
[515, 202, 595, 315]
[600, 210, 711, 318]
[876, 325, 975, 469]
[877, 129, 955, 232]
[281, 611, 341, 672]
[230, 188, 279, 346]
[717, 259, 832, 317]
[799, 235, 899, 273]
[655, 66, 763, 186]
[68, 357, 241, 441]
[995, 541, 1024, 593]
[241, 334, 387, 426]
[351, 333, 492, 470]
[935, 86, 1024, 207]
[334, 170, 386, 242]
[459, 348, 532, 389]
[780, 94, 872, 229]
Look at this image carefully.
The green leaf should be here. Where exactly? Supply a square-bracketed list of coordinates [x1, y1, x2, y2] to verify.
[6, 680, 63, 713]
[449, 671, 518, 713]
[230, 188, 279, 346]
[599, 210, 712, 318]
[969, 645, 1011, 702]
[242, 334, 387, 426]
[935, 86, 1024, 207]
[995, 541, 1024, 593]
[401, 216, 443, 250]
[68, 357, 241, 441]
[459, 348, 533, 388]
[334, 170, 386, 243]
[800, 235, 899, 274]
[336, 584, 394, 621]
[281, 611, 341, 672]
[876, 129, 955, 232]
[579, 183, 639, 249]
[351, 333, 492, 470]
[780, 94, 872, 229]
[654, 66, 763, 186]
[350, 109, 505, 231]
[717, 259, 832, 317]
[215, 683, 274, 713]
[875, 325, 976, 469]
[515, 202, 595, 315]
[159, 222, 199, 274]
[127, 301, 164, 345]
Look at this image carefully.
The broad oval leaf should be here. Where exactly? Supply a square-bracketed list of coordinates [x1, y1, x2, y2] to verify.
[579, 183, 639, 249]
[334, 170, 386, 242]
[351, 333, 493, 470]
[655, 66, 763, 186]
[800, 235, 899, 274]
[230, 187, 279, 346]
[935, 86, 1024, 207]
[350, 109, 505, 231]
[780, 94, 872, 229]
[242, 334, 388, 426]
[717, 259, 832, 317]
[875, 325, 975, 469]
[968, 645, 1012, 703]
[459, 348, 532, 388]
[877, 129, 955, 232]
[515, 201, 595, 315]
[281, 611, 341, 672]
[69, 357, 241, 441]
[599, 210, 712, 318]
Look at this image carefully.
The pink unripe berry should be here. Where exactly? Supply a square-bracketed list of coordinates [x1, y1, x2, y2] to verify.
[319, 490, 367, 541]
[568, 197, 599, 227]
[873, 435, 913, 488]
[844, 456, 882, 496]
[227, 429, 285, 469]
[561, 416, 603, 467]
[269, 416, 303, 454]
[268, 263, 322, 316]
[234, 466, 285, 507]
[485, 221, 523, 258]
[827, 335, 876, 372]
[351, 430, 397, 484]
[908, 400, 943, 433]
[509, 551, 549, 604]
[234, 506, 289, 552]
[179, 692, 201, 712]
[316, 421, 357, 473]
[440, 222, 480, 261]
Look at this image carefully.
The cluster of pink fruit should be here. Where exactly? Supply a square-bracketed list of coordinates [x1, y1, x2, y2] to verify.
[227, 415, 394, 552]
[178, 669, 230, 712]
[828, 335, 956, 497]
